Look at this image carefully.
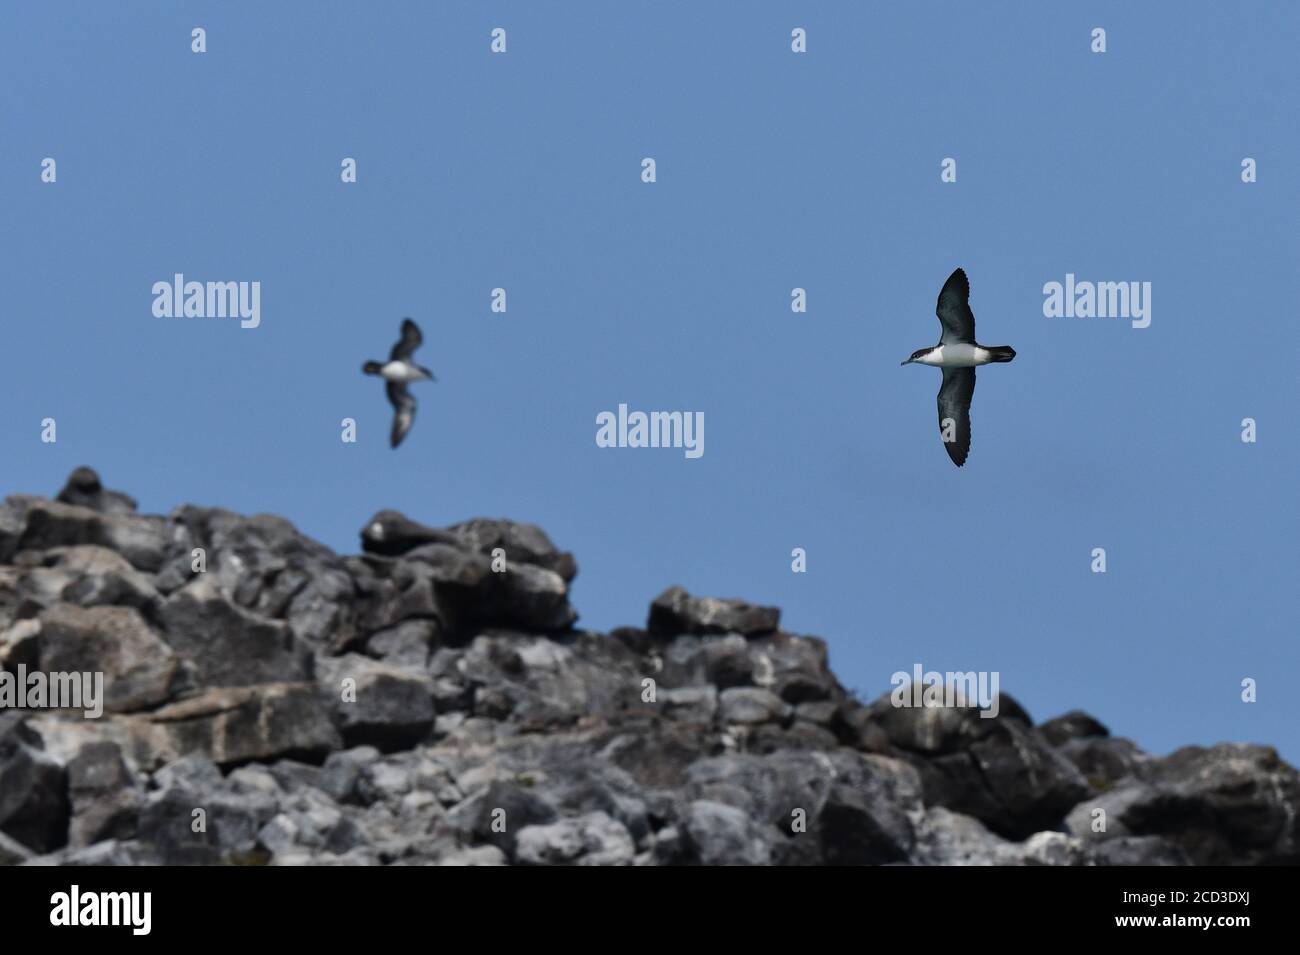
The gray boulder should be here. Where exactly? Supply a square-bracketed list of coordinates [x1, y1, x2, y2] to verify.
[147, 683, 341, 767]
[66, 741, 141, 847]
[158, 577, 313, 688]
[676, 800, 774, 865]
[19, 546, 159, 613]
[447, 518, 578, 582]
[718, 687, 792, 726]
[447, 779, 558, 858]
[56, 467, 138, 515]
[0, 714, 69, 853]
[1119, 744, 1300, 865]
[15, 498, 170, 572]
[515, 811, 635, 865]
[1039, 709, 1110, 747]
[36, 603, 180, 712]
[316, 654, 436, 750]
[360, 511, 460, 557]
[648, 586, 780, 637]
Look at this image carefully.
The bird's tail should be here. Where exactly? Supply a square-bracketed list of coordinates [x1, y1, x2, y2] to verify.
[985, 346, 1016, 363]
[362, 361, 383, 375]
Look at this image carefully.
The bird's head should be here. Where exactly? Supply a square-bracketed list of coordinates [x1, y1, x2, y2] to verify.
[901, 348, 930, 366]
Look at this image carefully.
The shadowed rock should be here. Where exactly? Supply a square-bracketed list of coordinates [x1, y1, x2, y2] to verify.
[66, 742, 140, 847]
[360, 511, 460, 557]
[648, 586, 780, 637]
[16, 500, 170, 572]
[1040, 710, 1110, 747]
[147, 684, 341, 768]
[37, 604, 180, 713]
[316, 654, 435, 751]
[158, 577, 313, 688]
[358, 513, 578, 637]
[56, 467, 138, 516]
[0, 714, 69, 853]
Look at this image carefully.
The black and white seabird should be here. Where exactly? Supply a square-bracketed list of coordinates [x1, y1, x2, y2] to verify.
[900, 268, 1016, 467]
[362, 318, 436, 448]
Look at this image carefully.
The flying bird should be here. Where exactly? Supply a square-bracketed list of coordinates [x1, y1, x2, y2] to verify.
[901, 269, 1016, 467]
[362, 318, 436, 448]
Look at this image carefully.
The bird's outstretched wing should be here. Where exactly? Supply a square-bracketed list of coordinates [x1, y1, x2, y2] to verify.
[936, 268, 976, 345]
[386, 381, 417, 448]
[389, 318, 423, 361]
[937, 366, 976, 467]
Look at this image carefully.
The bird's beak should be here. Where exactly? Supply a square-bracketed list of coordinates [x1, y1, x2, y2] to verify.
[900, 358, 913, 366]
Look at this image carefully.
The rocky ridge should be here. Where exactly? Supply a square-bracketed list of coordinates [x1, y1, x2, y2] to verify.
[0, 468, 1295, 866]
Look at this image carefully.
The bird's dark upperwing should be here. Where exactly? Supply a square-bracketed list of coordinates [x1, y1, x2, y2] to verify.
[389, 318, 423, 361]
[936, 267, 976, 345]
[937, 366, 976, 467]
[386, 381, 417, 448]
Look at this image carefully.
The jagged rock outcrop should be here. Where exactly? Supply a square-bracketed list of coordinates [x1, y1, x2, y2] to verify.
[1, 469, 1296, 866]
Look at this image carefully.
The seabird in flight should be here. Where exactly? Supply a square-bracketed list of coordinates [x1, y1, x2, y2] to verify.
[901, 268, 1016, 467]
[362, 318, 436, 448]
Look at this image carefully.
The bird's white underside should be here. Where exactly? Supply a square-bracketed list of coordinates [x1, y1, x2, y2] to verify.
[916, 343, 993, 368]
[379, 360, 427, 382]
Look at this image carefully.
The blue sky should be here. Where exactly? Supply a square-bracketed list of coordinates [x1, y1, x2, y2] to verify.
[3, 2, 1297, 763]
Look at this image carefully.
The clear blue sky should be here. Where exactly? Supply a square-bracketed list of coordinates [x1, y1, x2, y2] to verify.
[3, 3, 1297, 763]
